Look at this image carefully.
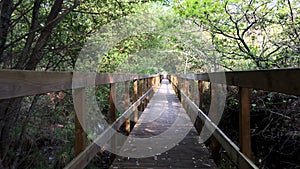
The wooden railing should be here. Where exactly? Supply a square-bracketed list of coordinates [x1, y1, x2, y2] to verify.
[1, 68, 299, 168]
[0, 70, 161, 169]
[169, 68, 300, 169]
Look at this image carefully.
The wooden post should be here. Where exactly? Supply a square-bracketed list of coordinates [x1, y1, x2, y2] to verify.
[147, 78, 151, 103]
[186, 79, 190, 98]
[239, 87, 251, 159]
[74, 88, 86, 156]
[182, 78, 188, 110]
[196, 80, 204, 133]
[139, 79, 144, 112]
[133, 80, 138, 123]
[144, 78, 148, 107]
[184, 79, 189, 112]
[187, 79, 196, 122]
[109, 83, 116, 161]
[125, 81, 130, 134]
[198, 81, 203, 109]
[210, 83, 221, 164]
[110, 84, 116, 124]
[152, 77, 155, 91]
[190, 79, 195, 102]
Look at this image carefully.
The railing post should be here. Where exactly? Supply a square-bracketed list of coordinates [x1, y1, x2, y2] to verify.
[198, 80, 203, 109]
[110, 84, 116, 124]
[186, 78, 189, 107]
[147, 77, 151, 102]
[239, 87, 251, 159]
[133, 80, 138, 123]
[157, 75, 160, 88]
[74, 88, 86, 156]
[190, 79, 195, 102]
[151, 76, 155, 91]
[109, 83, 116, 161]
[144, 78, 148, 107]
[139, 79, 144, 112]
[184, 78, 190, 115]
[125, 81, 130, 134]
[196, 80, 204, 133]
[210, 83, 221, 164]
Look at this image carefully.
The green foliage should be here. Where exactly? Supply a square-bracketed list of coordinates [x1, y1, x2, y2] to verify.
[173, 0, 300, 70]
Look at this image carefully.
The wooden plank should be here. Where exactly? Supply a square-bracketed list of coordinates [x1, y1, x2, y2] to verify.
[0, 69, 158, 99]
[73, 88, 86, 156]
[177, 68, 300, 96]
[239, 87, 251, 159]
[111, 79, 217, 169]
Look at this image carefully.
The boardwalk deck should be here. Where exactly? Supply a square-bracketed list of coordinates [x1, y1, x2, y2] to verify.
[110, 79, 217, 169]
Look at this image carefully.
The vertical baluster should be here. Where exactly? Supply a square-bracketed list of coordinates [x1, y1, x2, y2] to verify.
[110, 84, 116, 124]
[74, 88, 86, 156]
[239, 87, 251, 159]
[109, 83, 116, 161]
[133, 80, 138, 123]
[210, 83, 221, 164]
[196, 80, 204, 133]
[139, 79, 144, 112]
[125, 81, 130, 134]
[190, 79, 195, 102]
[144, 78, 148, 107]
[198, 81, 203, 110]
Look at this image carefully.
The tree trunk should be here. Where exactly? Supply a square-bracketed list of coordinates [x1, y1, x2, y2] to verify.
[0, 0, 14, 61]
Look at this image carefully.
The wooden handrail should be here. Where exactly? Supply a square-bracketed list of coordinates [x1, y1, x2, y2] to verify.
[0, 69, 157, 99]
[176, 68, 300, 96]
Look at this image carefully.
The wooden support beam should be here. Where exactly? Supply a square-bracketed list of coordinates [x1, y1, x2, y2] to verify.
[110, 84, 116, 124]
[157, 75, 160, 88]
[239, 87, 251, 159]
[190, 79, 195, 102]
[198, 81, 203, 110]
[74, 88, 86, 156]
[139, 79, 144, 112]
[125, 81, 130, 134]
[109, 83, 116, 161]
[147, 78, 151, 103]
[184, 79, 190, 114]
[133, 80, 138, 123]
[144, 78, 148, 107]
[210, 83, 221, 164]
[196, 80, 204, 133]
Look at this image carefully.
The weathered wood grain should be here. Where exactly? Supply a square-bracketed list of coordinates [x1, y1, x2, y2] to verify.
[0, 69, 158, 99]
[177, 68, 300, 96]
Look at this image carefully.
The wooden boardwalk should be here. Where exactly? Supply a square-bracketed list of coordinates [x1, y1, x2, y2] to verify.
[110, 79, 216, 169]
